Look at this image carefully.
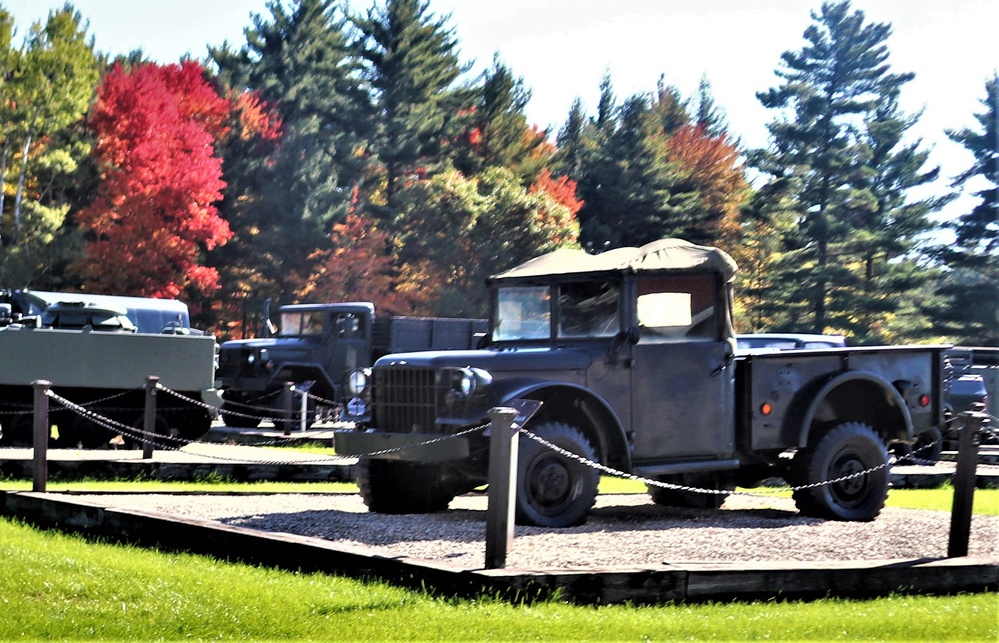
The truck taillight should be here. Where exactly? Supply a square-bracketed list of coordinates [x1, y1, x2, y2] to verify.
[760, 402, 772, 416]
[918, 394, 930, 407]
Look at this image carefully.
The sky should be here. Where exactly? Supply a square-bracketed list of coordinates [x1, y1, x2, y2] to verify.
[4, 0, 997, 224]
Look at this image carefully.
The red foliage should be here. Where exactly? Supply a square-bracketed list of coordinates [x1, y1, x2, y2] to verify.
[528, 169, 582, 248]
[75, 61, 235, 298]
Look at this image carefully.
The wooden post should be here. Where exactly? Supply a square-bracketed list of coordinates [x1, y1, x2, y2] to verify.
[948, 410, 985, 558]
[485, 407, 520, 570]
[142, 376, 160, 459]
[32, 380, 51, 493]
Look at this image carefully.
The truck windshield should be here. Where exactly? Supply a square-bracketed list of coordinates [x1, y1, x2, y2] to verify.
[494, 286, 551, 341]
[278, 311, 325, 336]
[493, 281, 621, 341]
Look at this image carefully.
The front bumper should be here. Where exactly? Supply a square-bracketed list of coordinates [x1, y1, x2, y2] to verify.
[333, 429, 472, 462]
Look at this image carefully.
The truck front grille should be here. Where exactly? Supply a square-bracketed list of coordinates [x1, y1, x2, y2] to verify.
[371, 366, 438, 432]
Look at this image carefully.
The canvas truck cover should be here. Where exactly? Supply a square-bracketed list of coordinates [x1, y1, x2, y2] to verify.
[488, 238, 738, 283]
[488, 238, 739, 343]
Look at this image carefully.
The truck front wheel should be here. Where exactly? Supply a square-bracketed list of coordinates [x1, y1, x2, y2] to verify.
[516, 422, 599, 528]
[357, 457, 455, 514]
[789, 422, 889, 521]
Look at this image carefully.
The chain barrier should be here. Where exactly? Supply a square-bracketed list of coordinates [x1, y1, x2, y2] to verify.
[22, 384, 998, 500]
[41, 385, 489, 467]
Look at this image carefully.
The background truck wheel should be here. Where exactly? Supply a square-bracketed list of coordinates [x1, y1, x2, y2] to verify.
[892, 426, 943, 466]
[516, 422, 599, 528]
[0, 413, 34, 447]
[789, 422, 889, 521]
[357, 457, 455, 514]
[647, 472, 734, 509]
[221, 402, 261, 429]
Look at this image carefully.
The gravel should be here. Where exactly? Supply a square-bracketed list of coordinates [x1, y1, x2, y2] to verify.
[81, 491, 999, 571]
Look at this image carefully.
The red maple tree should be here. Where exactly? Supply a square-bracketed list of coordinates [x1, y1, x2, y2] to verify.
[74, 61, 234, 298]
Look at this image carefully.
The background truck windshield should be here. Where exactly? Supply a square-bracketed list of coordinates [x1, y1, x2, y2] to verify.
[279, 311, 324, 336]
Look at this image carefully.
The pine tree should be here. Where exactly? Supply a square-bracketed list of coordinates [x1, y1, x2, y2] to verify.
[934, 74, 998, 345]
[452, 55, 549, 183]
[355, 0, 471, 218]
[751, 1, 941, 339]
[210, 0, 370, 308]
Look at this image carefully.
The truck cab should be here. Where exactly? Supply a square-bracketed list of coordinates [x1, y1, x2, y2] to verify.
[216, 303, 375, 427]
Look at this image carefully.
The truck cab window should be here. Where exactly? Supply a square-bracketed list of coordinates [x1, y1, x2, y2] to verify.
[557, 281, 620, 338]
[636, 274, 716, 341]
[335, 313, 364, 339]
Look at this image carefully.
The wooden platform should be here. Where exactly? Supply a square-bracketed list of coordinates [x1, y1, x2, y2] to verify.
[2, 490, 995, 605]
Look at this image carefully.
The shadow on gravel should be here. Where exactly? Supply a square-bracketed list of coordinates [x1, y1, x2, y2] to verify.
[215, 496, 821, 547]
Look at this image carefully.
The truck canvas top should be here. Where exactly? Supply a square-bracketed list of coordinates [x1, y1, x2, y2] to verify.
[489, 238, 738, 282]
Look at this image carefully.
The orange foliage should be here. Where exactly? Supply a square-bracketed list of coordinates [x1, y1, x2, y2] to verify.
[666, 124, 748, 244]
[300, 214, 425, 315]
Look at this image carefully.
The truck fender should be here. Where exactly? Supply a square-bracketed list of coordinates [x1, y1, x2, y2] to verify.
[490, 378, 632, 473]
[790, 369, 913, 447]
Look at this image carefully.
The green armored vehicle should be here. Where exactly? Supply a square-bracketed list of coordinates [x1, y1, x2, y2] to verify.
[0, 300, 219, 448]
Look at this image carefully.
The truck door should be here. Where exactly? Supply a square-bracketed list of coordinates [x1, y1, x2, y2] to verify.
[322, 309, 373, 393]
[628, 274, 736, 461]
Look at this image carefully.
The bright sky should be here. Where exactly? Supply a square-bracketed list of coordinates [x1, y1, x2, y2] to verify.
[4, 0, 998, 224]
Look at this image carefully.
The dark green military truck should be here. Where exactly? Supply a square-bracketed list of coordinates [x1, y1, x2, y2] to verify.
[215, 302, 486, 428]
[335, 239, 950, 528]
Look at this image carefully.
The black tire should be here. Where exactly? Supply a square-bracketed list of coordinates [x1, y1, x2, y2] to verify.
[893, 426, 943, 466]
[221, 403, 262, 429]
[357, 457, 455, 514]
[647, 472, 733, 509]
[0, 412, 34, 447]
[516, 422, 599, 528]
[789, 422, 889, 521]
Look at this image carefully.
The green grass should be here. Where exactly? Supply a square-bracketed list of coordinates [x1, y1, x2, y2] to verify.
[0, 516, 994, 641]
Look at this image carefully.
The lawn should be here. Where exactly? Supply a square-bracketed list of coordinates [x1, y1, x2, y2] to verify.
[0, 515, 994, 641]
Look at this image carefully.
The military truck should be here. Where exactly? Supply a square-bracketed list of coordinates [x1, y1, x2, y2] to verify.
[0, 308, 219, 448]
[335, 238, 949, 527]
[215, 302, 486, 428]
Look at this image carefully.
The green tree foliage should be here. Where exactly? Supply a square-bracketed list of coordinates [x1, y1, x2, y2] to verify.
[750, 1, 943, 341]
[355, 0, 471, 218]
[933, 74, 998, 345]
[393, 165, 580, 316]
[210, 0, 370, 313]
[556, 75, 747, 252]
[452, 55, 551, 183]
[0, 5, 98, 286]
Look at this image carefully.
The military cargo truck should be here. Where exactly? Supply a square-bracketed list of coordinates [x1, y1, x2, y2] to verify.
[0, 315, 219, 448]
[215, 302, 486, 428]
[335, 238, 949, 527]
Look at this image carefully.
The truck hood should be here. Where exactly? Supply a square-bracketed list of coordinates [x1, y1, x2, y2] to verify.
[374, 346, 594, 372]
[219, 336, 316, 360]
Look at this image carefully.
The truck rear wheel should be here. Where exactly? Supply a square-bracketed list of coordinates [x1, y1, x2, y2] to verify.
[357, 457, 455, 514]
[789, 422, 888, 521]
[516, 422, 599, 528]
[647, 472, 733, 509]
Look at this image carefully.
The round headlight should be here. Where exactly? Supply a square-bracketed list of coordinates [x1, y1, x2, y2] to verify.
[458, 368, 476, 396]
[346, 368, 370, 396]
